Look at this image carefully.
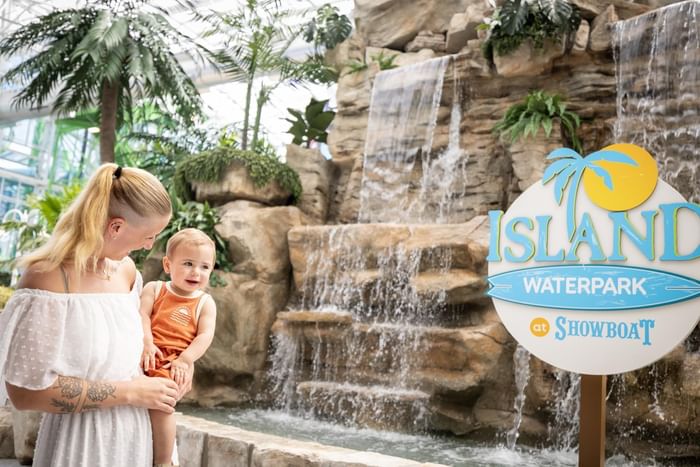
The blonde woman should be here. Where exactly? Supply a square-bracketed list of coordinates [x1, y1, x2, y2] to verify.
[0, 164, 189, 466]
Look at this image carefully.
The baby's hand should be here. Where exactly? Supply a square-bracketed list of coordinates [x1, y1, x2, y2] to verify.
[141, 341, 163, 372]
[169, 358, 190, 387]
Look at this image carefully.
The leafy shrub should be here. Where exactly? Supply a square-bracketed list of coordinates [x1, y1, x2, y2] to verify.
[493, 90, 582, 152]
[174, 147, 302, 202]
[481, 0, 581, 60]
[303, 3, 352, 52]
[0, 183, 82, 262]
[286, 98, 335, 148]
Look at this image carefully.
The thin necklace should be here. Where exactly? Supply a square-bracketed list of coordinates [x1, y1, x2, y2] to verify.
[95, 259, 116, 281]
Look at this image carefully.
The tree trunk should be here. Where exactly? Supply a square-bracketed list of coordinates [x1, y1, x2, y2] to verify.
[251, 86, 267, 151]
[241, 74, 255, 151]
[100, 80, 119, 164]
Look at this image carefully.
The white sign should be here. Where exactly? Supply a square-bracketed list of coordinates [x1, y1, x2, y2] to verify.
[487, 144, 700, 375]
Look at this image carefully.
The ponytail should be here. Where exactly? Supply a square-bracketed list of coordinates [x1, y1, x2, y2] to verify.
[20, 164, 171, 277]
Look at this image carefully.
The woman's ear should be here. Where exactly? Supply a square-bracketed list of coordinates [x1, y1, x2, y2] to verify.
[106, 217, 126, 239]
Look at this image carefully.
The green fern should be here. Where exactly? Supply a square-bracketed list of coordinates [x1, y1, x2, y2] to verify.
[493, 90, 582, 153]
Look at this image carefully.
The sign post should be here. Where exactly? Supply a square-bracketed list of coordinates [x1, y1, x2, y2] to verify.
[486, 143, 700, 465]
[578, 374, 606, 467]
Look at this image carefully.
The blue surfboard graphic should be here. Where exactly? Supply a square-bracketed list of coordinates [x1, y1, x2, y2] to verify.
[487, 264, 700, 311]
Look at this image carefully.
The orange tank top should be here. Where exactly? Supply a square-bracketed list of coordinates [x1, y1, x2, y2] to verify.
[150, 281, 208, 354]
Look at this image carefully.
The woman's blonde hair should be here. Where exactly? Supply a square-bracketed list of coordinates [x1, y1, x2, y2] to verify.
[20, 163, 171, 277]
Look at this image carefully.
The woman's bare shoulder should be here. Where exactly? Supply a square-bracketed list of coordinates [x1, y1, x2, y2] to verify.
[16, 261, 66, 293]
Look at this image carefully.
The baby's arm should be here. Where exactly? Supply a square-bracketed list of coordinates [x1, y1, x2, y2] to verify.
[170, 296, 217, 386]
[139, 282, 162, 371]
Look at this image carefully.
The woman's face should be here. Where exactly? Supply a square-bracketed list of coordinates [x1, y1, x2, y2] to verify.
[104, 214, 171, 260]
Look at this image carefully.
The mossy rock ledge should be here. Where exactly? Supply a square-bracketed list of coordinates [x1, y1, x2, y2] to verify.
[191, 161, 293, 206]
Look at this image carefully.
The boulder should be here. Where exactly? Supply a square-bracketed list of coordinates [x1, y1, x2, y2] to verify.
[494, 38, 566, 77]
[284, 145, 334, 223]
[588, 5, 619, 53]
[0, 407, 12, 458]
[354, 0, 472, 49]
[405, 30, 446, 53]
[571, 0, 650, 20]
[446, 3, 493, 53]
[11, 409, 42, 465]
[572, 20, 591, 54]
[191, 163, 292, 206]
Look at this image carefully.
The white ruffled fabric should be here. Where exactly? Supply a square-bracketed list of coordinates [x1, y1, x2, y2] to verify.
[0, 274, 153, 467]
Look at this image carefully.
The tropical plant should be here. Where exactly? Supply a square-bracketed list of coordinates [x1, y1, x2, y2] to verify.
[174, 146, 302, 203]
[372, 51, 399, 71]
[480, 0, 581, 59]
[200, 0, 312, 152]
[302, 4, 352, 53]
[345, 51, 398, 75]
[285, 98, 335, 148]
[154, 196, 234, 285]
[0, 0, 206, 164]
[493, 90, 583, 153]
[0, 183, 82, 265]
[345, 58, 369, 75]
[542, 147, 637, 239]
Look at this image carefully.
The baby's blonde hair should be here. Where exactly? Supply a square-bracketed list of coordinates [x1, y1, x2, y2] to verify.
[165, 228, 216, 262]
[21, 164, 171, 276]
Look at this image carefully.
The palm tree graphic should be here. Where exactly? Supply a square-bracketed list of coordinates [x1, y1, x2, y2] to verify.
[542, 147, 638, 239]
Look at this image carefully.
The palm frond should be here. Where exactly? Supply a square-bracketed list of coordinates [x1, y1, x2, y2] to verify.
[547, 147, 581, 160]
[587, 150, 638, 166]
[585, 164, 614, 190]
[543, 158, 574, 184]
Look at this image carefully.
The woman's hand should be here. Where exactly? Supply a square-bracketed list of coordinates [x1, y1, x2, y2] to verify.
[128, 376, 178, 413]
[141, 341, 163, 372]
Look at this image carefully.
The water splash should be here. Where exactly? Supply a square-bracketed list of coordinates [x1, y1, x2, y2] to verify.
[506, 345, 531, 449]
[547, 370, 581, 451]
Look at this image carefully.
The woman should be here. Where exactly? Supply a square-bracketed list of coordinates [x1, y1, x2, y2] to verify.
[0, 164, 189, 466]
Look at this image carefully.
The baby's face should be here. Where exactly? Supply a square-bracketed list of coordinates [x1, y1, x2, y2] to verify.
[166, 242, 215, 295]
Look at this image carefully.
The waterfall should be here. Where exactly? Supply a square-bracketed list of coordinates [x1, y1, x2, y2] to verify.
[505, 345, 531, 449]
[359, 56, 469, 224]
[613, 0, 700, 203]
[269, 56, 472, 430]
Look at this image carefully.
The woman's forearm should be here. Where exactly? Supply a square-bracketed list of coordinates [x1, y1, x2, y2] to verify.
[6, 376, 131, 414]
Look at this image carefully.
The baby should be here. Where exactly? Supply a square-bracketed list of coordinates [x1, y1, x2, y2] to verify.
[139, 228, 217, 467]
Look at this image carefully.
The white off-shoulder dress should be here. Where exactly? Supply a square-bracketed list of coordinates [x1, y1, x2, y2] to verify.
[0, 274, 152, 466]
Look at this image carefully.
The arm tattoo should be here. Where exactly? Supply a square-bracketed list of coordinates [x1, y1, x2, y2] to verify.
[50, 399, 76, 413]
[86, 381, 116, 403]
[49, 376, 83, 413]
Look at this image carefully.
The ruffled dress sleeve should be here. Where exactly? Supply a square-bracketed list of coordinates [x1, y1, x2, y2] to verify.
[0, 290, 70, 405]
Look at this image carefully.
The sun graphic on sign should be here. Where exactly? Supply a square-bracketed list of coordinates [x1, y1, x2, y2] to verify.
[542, 143, 658, 239]
[581, 143, 658, 211]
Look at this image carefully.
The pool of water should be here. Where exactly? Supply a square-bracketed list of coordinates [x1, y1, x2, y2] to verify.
[179, 407, 667, 467]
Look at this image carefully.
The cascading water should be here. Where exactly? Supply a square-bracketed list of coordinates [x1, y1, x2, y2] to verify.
[270, 56, 475, 430]
[505, 345, 530, 449]
[613, 0, 700, 203]
[359, 56, 469, 224]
